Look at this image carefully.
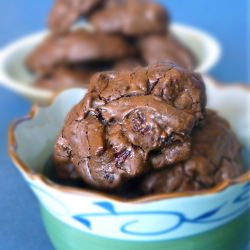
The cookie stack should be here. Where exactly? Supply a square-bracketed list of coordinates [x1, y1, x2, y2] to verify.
[26, 0, 196, 91]
[53, 62, 244, 196]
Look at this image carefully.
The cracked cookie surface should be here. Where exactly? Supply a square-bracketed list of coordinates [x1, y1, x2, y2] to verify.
[53, 62, 206, 189]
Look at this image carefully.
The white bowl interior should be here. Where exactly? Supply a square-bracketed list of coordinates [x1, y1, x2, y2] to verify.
[0, 34, 42, 85]
[204, 76, 250, 150]
[171, 24, 221, 73]
[15, 88, 86, 173]
[0, 32, 43, 86]
[4, 42, 35, 86]
[0, 32, 51, 102]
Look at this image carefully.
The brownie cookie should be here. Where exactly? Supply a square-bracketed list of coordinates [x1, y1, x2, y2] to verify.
[53, 62, 206, 189]
[113, 57, 143, 71]
[90, 1, 168, 36]
[34, 66, 91, 90]
[26, 29, 135, 73]
[34, 63, 112, 90]
[48, 0, 103, 33]
[138, 34, 196, 70]
[141, 110, 244, 194]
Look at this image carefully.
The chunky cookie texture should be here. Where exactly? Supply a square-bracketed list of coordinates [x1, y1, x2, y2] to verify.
[48, 0, 103, 33]
[90, 1, 168, 36]
[138, 34, 196, 70]
[140, 110, 244, 194]
[53, 62, 206, 189]
[26, 30, 134, 73]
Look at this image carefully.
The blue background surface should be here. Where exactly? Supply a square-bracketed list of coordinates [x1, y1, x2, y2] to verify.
[0, 1, 248, 249]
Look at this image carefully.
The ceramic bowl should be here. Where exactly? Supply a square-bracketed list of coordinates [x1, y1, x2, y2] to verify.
[8, 77, 249, 250]
[0, 23, 221, 105]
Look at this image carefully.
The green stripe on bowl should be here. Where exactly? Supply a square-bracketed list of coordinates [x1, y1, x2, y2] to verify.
[40, 204, 250, 250]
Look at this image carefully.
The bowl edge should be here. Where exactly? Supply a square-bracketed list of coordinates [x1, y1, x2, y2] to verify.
[8, 81, 250, 204]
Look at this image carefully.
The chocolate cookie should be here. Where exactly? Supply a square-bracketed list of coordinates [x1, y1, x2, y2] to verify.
[34, 66, 91, 90]
[34, 64, 112, 90]
[90, 0, 168, 36]
[138, 34, 196, 70]
[140, 110, 244, 194]
[48, 0, 103, 33]
[113, 57, 143, 71]
[26, 29, 134, 73]
[53, 62, 206, 189]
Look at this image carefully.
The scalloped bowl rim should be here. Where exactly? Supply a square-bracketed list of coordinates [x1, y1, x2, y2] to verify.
[8, 77, 250, 204]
